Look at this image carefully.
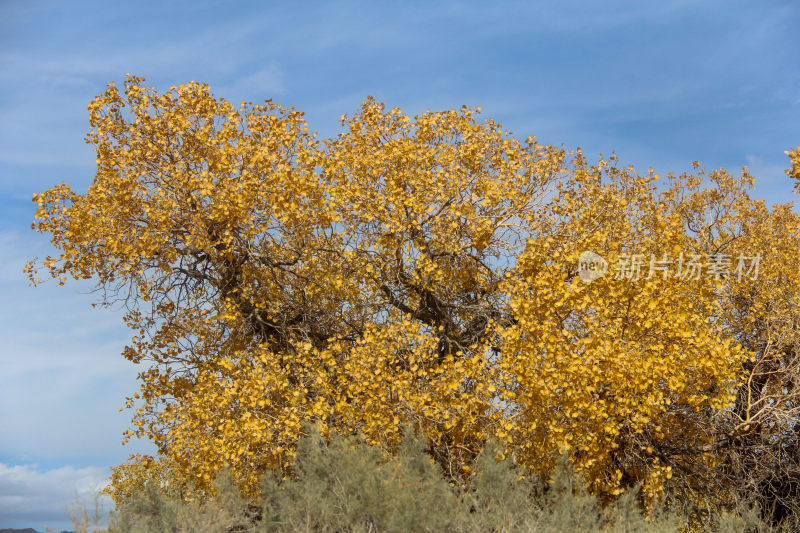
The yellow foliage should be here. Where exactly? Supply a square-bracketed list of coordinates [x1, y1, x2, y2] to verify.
[27, 76, 800, 513]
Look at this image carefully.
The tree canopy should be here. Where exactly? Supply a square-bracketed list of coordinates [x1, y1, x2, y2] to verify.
[27, 76, 800, 525]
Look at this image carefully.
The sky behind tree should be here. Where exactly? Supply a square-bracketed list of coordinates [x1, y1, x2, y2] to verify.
[1, 0, 798, 529]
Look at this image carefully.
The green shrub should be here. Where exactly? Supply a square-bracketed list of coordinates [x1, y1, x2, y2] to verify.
[100, 425, 779, 532]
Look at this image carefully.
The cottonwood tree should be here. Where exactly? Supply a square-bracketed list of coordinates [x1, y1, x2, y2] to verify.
[26, 76, 800, 524]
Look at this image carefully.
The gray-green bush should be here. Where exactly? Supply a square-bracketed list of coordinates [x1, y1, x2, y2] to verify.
[94, 425, 772, 532]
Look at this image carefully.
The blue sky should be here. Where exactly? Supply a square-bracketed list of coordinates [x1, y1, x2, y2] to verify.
[1, 0, 798, 529]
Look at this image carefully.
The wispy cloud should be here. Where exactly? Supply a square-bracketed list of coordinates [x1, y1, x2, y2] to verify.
[217, 61, 286, 101]
[0, 228, 155, 466]
[0, 462, 111, 530]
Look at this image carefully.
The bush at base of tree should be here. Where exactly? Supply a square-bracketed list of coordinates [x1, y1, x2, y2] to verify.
[100, 425, 772, 533]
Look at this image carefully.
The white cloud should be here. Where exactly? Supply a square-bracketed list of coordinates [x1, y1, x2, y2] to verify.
[0, 462, 112, 529]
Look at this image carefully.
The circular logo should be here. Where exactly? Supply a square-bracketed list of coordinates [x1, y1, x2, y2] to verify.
[578, 251, 608, 283]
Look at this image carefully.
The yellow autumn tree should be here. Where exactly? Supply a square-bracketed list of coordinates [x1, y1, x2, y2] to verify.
[26, 76, 799, 522]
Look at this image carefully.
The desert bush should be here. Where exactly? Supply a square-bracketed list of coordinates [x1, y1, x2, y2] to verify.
[103, 425, 703, 532]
